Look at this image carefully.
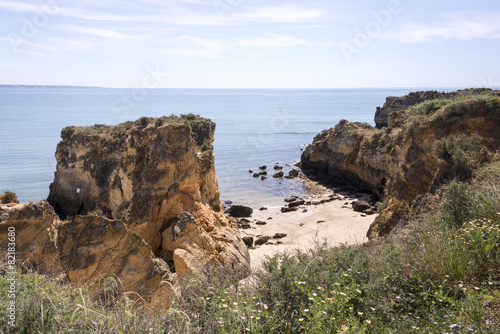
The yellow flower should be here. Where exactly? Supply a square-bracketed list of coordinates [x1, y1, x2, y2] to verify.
[299, 318, 304, 322]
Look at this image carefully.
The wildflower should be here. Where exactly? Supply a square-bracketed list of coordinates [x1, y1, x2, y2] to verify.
[312, 293, 318, 297]
[370, 307, 376, 311]
[356, 289, 361, 294]
[342, 326, 348, 330]
[223, 304, 228, 308]
[365, 320, 372, 324]
[450, 324, 458, 328]
[322, 311, 327, 315]
[256, 317, 260, 320]
[263, 304, 268, 310]
[246, 328, 251, 332]
[299, 318, 304, 322]
[358, 312, 363, 316]
[331, 317, 336, 320]
[233, 302, 238, 306]
[91, 321, 97, 325]
[304, 309, 309, 313]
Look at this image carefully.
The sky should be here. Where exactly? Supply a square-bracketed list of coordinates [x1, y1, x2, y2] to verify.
[0, 0, 499, 88]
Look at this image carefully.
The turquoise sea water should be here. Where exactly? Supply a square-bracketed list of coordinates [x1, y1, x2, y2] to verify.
[0, 87, 463, 207]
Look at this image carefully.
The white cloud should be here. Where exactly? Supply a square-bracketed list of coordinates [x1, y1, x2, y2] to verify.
[62, 25, 140, 40]
[246, 52, 264, 57]
[382, 13, 500, 42]
[237, 34, 307, 47]
[236, 6, 325, 23]
[162, 48, 223, 58]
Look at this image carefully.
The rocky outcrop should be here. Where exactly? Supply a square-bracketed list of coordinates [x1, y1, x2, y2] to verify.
[1, 116, 250, 308]
[374, 88, 495, 128]
[0, 201, 174, 304]
[302, 90, 500, 238]
[0, 201, 62, 271]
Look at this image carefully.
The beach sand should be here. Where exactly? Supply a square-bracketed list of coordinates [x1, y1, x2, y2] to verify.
[238, 180, 376, 270]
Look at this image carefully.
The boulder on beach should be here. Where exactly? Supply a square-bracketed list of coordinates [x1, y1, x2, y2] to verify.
[273, 171, 284, 178]
[281, 206, 298, 213]
[255, 236, 270, 246]
[288, 169, 300, 178]
[259, 166, 267, 170]
[273, 233, 287, 239]
[352, 200, 371, 212]
[288, 199, 305, 208]
[274, 165, 283, 170]
[253, 173, 260, 178]
[228, 205, 253, 217]
[242, 236, 254, 247]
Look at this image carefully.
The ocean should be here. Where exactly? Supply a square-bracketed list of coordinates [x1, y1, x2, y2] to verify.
[0, 87, 462, 207]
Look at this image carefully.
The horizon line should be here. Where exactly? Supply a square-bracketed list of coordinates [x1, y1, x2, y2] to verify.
[0, 84, 496, 90]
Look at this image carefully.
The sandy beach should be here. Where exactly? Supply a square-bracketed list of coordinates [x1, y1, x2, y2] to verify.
[237, 178, 376, 270]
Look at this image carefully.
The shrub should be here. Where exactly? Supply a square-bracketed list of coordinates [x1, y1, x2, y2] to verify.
[181, 113, 199, 121]
[438, 134, 492, 181]
[61, 126, 75, 139]
[1, 190, 17, 203]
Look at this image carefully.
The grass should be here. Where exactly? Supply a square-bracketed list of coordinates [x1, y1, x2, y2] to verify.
[403, 94, 500, 135]
[60, 114, 209, 140]
[2, 172, 499, 333]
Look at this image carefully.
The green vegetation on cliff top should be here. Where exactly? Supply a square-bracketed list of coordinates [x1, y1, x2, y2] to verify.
[403, 94, 500, 134]
[60, 113, 210, 139]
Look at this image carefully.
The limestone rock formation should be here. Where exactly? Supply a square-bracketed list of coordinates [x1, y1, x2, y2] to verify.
[1, 116, 250, 308]
[0, 201, 61, 271]
[47, 116, 250, 273]
[58, 215, 171, 297]
[302, 90, 500, 238]
[0, 201, 173, 303]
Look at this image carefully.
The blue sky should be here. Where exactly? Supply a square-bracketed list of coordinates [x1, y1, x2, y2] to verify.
[0, 0, 499, 88]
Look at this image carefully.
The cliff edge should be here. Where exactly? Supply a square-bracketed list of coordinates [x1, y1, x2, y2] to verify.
[1, 115, 250, 307]
[302, 89, 500, 238]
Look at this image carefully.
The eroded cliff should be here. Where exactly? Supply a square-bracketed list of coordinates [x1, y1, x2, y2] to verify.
[1, 115, 250, 307]
[302, 90, 500, 238]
